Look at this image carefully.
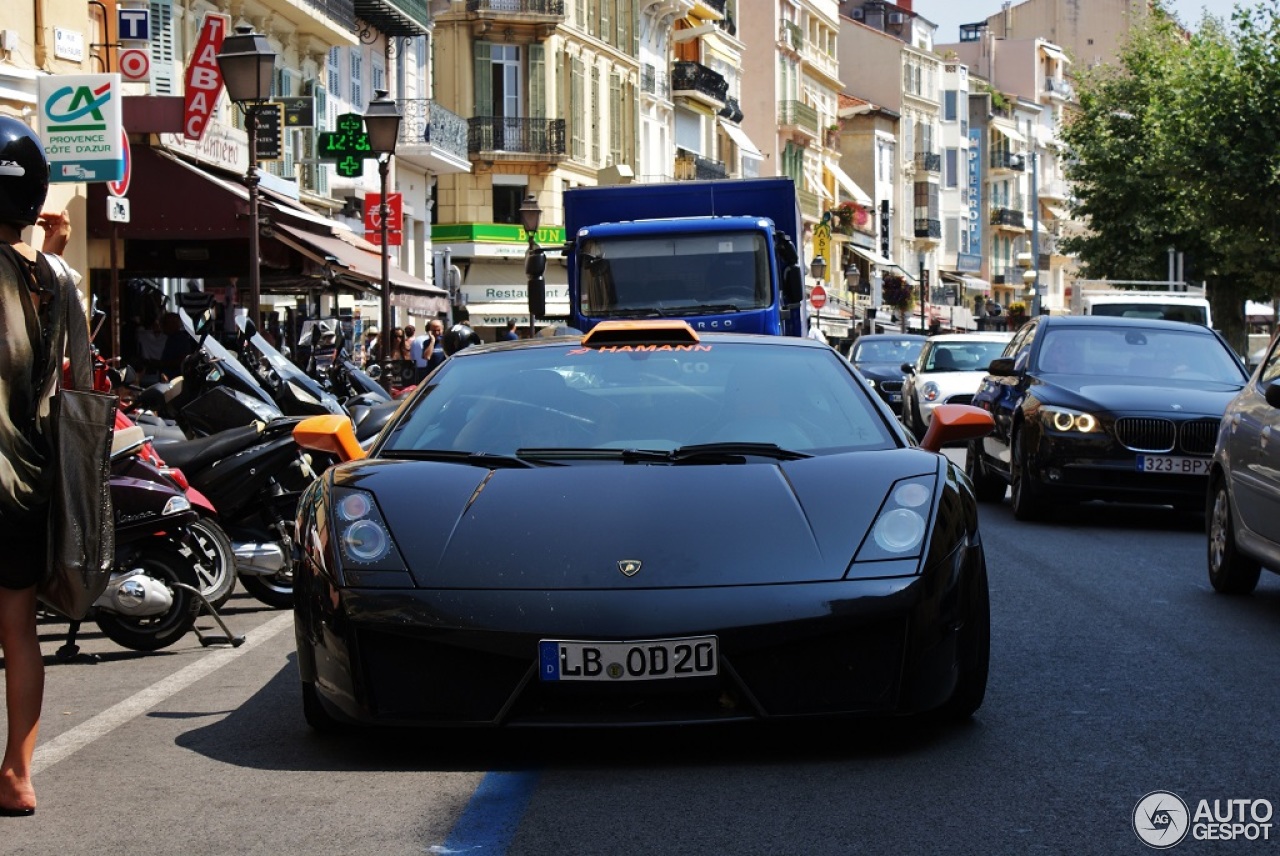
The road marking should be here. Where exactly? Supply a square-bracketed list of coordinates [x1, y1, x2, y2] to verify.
[32, 611, 295, 774]
[431, 770, 541, 855]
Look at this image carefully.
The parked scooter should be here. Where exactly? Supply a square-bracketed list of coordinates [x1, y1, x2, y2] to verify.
[54, 427, 244, 659]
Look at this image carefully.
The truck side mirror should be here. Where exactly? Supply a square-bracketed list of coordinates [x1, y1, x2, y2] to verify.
[782, 265, 804, 307]
[528, 276, 546, 318]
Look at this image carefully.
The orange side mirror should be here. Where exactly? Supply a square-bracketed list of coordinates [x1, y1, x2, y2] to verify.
[918, 404, 995, 454]
[293, 414, 366, 462]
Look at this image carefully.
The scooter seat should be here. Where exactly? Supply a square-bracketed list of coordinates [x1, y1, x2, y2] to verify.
[150, 424, 265, 474]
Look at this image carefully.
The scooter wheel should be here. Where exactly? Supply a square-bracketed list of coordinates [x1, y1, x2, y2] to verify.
[95, 543, 200, 652]
[239, 571, 294, 610]
[188, 518, 236, 609]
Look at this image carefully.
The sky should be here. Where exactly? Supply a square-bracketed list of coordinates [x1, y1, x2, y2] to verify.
[912, 0, 1268, 44]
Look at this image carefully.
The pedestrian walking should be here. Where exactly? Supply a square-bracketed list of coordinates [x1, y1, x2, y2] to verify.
[415, 318, 447, 383]
[501, 320, 519, 341]
[0, 115, 89, 817]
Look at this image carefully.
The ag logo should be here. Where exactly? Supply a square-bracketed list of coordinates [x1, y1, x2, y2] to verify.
[1134, 790, 1190, 848]
[617, 559, 642, 577]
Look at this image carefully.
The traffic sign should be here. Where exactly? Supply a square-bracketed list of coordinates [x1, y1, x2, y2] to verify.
[106, 196, 130, 223]
[810, 284, 828, 309]
[119, 49, 150, 82]
[107, 129, 131, 197]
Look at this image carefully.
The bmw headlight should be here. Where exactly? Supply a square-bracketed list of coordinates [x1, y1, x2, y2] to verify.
[1040, 405, 1101, 433]
[853, 476, 935, 565]
[921, 381, 940, 403]
[331, 487, 406, 570]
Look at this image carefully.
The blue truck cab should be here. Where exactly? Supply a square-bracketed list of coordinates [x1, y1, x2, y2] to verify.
[561, 177, 807, 336]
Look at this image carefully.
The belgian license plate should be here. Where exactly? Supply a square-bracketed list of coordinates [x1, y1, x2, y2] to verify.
[1136, 455, 1211, 475]
[538, 636, 718, 682]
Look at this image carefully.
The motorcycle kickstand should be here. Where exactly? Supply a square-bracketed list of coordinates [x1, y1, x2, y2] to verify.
[55, 620, 100, 663]
[170, 582, 246, 648]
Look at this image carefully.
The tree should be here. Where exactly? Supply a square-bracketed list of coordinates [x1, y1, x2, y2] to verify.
[1061, 0, 1279, 351]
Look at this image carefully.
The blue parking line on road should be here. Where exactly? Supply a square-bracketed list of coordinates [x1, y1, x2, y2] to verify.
[440, 769, 541, 854]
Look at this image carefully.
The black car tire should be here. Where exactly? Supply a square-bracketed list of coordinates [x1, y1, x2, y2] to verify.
[302, 681, 346, 733]
[939, 560, 990, 721]
[1207, 479, 1261, 595]
[908, 397, 926, 442]
[1010, 428, 1047, 521]
[965, 439, 1007, 502]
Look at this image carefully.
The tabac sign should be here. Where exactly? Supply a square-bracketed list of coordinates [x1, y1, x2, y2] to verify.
[37, 74, 124, 183]
[184, 14, 229, 141]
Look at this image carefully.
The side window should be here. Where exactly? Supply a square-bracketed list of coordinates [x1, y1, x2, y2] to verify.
[1003, 323, 1033, 358]
[1260, 337, 1280, 385]
[1009, 321, 1038, 371]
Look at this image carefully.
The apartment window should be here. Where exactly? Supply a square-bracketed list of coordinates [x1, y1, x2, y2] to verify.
[943, 90, 957, 121]
[945, 148, 958, 188]
[494, 185, 524, 224]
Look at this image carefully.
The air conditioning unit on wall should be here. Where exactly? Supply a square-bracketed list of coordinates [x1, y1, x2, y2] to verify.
[888, 12, 906, 24]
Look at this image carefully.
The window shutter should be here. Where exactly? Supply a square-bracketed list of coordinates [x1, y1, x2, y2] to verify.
[303, 82, 330, 197]
[529, 44, 545, 119]
[600, 0, 610, 45]
[148, 0, 175, 95]
[591, 65, 599, 164]
[571, 57, 584, 160]
[609, 72, 621, 165]
[474, 42, 492, 116]
[328, 48, 341, 101]
[350, 51, 363, 109]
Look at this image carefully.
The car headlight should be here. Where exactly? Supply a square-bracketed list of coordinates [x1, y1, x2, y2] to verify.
[1040, 405, 1101, 433]
[331, 487, 407, 570]
[865, 377, 877, 389]
[921, 381, 940, 403]
[852, 476, 934, 566]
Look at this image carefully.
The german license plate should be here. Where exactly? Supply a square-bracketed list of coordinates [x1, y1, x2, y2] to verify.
[538, 636, 718, 682]
[1136, 455, 1211, 475]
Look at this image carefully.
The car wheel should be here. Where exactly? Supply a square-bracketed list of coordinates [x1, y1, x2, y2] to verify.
[940, 559, 990, 721]
[909, 397, 927, 442]
[1010, 428, 1047, 521]
[965, 439, 1007, 503]
[1207, 478, 1261, 595]
[301, 681, 346, 733]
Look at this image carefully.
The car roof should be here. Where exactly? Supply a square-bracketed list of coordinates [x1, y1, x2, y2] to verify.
[927, 332, 1013, 343]
[1036, 315, 1215, 333]
[853, 333, 929, 343]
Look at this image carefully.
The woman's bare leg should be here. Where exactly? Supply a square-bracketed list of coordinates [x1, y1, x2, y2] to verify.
[0, 585, 41, 812]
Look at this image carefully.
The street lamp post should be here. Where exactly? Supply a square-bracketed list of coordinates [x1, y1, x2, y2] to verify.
[519, 193, 545, 339]
[919, 252, 927, 334]
[217, 27, 276, 328]
[809, 254, 826, 336]
[1029, 149, 1040, 315]
[363, 89, 403, 392]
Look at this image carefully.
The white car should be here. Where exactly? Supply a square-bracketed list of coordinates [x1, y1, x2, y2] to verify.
[900, 332, 1014, 439]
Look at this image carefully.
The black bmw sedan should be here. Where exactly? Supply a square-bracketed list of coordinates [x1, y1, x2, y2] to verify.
[291, 321, 996, 730]
[848, 333, 928, 410]
[966, 315, 1249, 520]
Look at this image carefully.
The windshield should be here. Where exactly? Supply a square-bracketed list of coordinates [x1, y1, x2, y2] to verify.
[578, 231, 771, 316]
[236, 317, 344, 413]
[180, 311, 279, 411]
[1036, 326, 1248, 383]
[1088, 302, 1209, 325]
[923, 340, 1009, 373]
[852, 338, 925, 366]
[381, 341, 897, 457]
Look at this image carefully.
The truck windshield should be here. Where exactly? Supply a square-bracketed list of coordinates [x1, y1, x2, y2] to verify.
[1088, 302, 1208, 326]
[578, 231, 770, 316]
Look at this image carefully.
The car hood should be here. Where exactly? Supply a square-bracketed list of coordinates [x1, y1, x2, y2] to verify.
[855, 363, 906, 384]
[1035, 376, 1244, 416]
[917, 370, 986, 396]
[333, 450, 943, 589]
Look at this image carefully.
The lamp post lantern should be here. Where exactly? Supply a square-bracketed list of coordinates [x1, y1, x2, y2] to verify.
[217, 26, 276, 328]
[520, 193, 545, 339]
[363, 89, 402, 392]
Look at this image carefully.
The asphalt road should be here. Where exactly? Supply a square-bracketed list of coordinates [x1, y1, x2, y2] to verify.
[5, 491, 1279, 856]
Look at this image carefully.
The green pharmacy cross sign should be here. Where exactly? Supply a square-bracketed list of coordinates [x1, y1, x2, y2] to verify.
[317, 112, 372, 177]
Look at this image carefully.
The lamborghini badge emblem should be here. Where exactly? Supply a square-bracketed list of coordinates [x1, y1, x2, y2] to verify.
[618, 560, 642, 577]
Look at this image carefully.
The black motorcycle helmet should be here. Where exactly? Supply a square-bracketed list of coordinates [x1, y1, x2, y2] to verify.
[442, 323, 482, 356]
[0, 116, 49, 228]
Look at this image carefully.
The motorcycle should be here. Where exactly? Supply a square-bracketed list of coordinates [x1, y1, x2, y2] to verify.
[53, 426, 244, 659]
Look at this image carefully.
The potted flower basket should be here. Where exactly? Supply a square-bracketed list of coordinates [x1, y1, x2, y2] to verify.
[828, 201, 867, 236]
[881, 272, 914, 320]
[1006, 301, 1028, 330]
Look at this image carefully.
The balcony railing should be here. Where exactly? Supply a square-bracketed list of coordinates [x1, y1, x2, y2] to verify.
[641, 63, 669, 99]
[990, 150, 1024, 171]
[718, 95, 743, 123]
[914, 218, 942, 239]
[671, 61, 728, 104]
[1038, 178, 1070, 201]
[701, 0, 726, 15]
[1044, 78, 1074, 100]
[397, 99, 469, 162]
[355, 0, 428, 36]
[302, 0, 357, 31]
[914, 151, 941, 173]
[990, 207, 1026, 228]
[779, 20, 803, 51]
[464, 0, 565, 14]
[467, 116, 567, 157]
[778, 100, 818, 136]
[675, 150, 727, 181]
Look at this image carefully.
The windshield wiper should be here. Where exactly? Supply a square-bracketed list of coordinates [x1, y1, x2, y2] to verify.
[688, 303, 742, 314]
[515, 447, 671, 463]
[669, 442, 811, 462]
[380, 449, 544, 468]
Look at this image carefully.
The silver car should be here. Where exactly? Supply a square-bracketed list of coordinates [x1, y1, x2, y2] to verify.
[1207, 332, 1280, 593]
